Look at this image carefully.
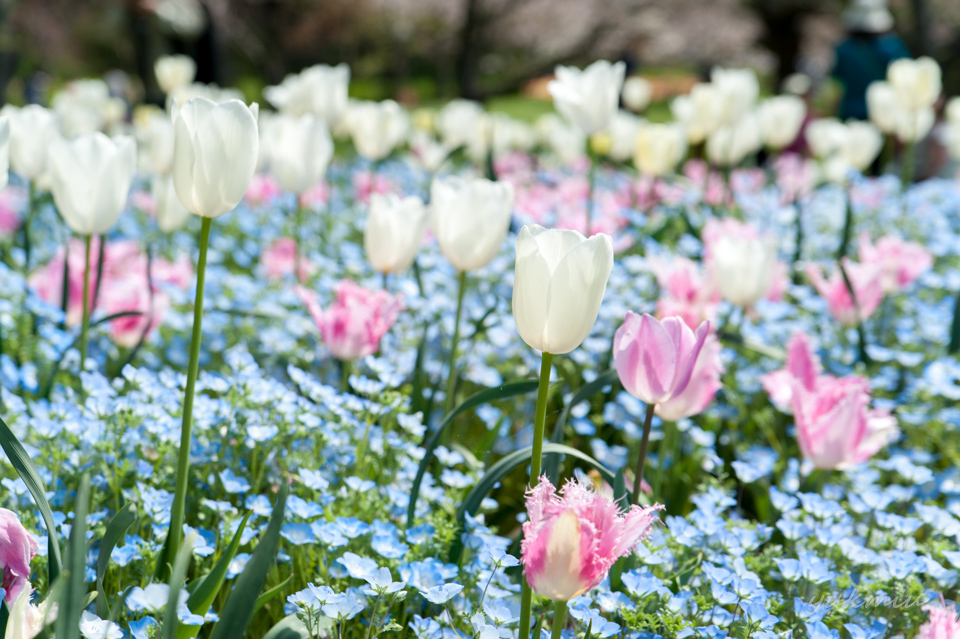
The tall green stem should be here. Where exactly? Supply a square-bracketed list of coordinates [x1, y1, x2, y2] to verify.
[633, 403, 656, 497]
[79, 235, 93, 369]
[586, 151, 596, 237]
[168, 216, 212, 564]
[518, 350, 555, 639]
[901, 140, 916, 191]
[836, 191, 853, 261]
[551, 600, 567, 639]
[443, 271, 468, 415]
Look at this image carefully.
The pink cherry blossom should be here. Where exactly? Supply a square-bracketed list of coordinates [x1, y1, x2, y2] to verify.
[521, 476, 662, 602]
[918, 599, 960, 639]
[805, 259, 885, 325]
[792, 375, 898, 469]
[857, 233, 932, 293]
[760, 333, 828, 411]
[0, 508, 38, 604]
[649, 256, 720, 330]
[296, 280, 403, 361]
[613, 312, 710, 405]
[655, 333, 724, 421]
[261, 237, 316, 281]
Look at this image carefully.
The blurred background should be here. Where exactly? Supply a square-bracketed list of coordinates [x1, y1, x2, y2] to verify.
[2, 0, 960, 118]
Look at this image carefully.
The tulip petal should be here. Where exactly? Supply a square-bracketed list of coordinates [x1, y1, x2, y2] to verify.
[512, 226, 552, 352]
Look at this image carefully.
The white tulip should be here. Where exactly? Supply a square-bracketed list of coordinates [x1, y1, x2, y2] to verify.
[171, 97, 259, 219]
[711, 67, 759, 125]
[365, 193, 428, 274]
[672, 84, 726, 144]
[709, 234, 777, 307]
[512, 225, 614, 355]
[167, 82, 244, 109]
[536, 113, 585, 165]
[435, 99, 485, 150]
[409, 130, 448, 173]
[605, 110, 642, 162]
[866, 81, 900, 134]
[266, 113, 333, 193]
[946, 97, 960, 125]
[0, 117, 8, 191]
[758, 95, 806, 150]
[135, 109, 174, 175]
[841, 121, 883, 170]
[7, 105, 59, 180]
[265, 63, 350, 125]
[894, 106, 934, 143]
[633, 122, 686, 177]
[887, 56, 941, 111]
[153, 174, 191, 233]
[52, 79, 116, 137]
[945, 123, 960, 162]
[706, 112, 761, 167]
[621, 76, 652, 112]
[155, 55, 197, 94]
[430, 176, 513, 272]
[548, 60, 626, 135]
[47, 132, 136, 235]
[346, 100, 409, 161]
[805, 118, 847, 159]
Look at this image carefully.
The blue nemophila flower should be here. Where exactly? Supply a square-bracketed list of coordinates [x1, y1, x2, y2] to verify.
[845, 623, 885, 639]
[794, 597, 828, 623]
[371, 532, 409, 559]
[129, 617, 157, 639]
[483, 598, 518, 625]
[227, 553, 250, 579]
[218, 469, 251, 494]
[409, 615, 442, 639]
[299, 468, 331, 491]
[312, 521, 348, 548]
[286, 495, 323, 519]
[322, 593, 365, 621]
[595, 591, 633, 613]
[568, 605, 620, 638]
[742, 601, 777, 630]
[280, 522, 316, 546]
[126, 584, 170, 613]
[335, 517, 371, 538]
[363, 567, 405, 594]
[484, 547, 520, 568]
[421, 583, 463, 604]
[776, 519, 812, 541]
[806, 621, 841, 639]
[344, 476, 376, 493]
[337, 551, 379, 581]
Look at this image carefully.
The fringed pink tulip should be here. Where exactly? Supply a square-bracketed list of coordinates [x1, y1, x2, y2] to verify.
[521, 477, 662, 601]
[857, 233, 932, 293]
[805, 259, 885, 326]
[792, 375, 898, 470]
[613, 312, 710, 405]
[296, 280, 403, 361]
[918, 599, 960, 639]
[655, 333, 723, 422]
[0, 508, 38, 604]
[649, 256, 720, 330]
[760, 333, 829, 411]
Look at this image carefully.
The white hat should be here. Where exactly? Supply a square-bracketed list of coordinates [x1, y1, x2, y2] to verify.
[843, 0, 894, 33]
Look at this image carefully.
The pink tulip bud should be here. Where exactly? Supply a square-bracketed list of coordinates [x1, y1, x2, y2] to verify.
[857, 233, 932, 293]
[0, 508, 38, 604]
[613, 312, 710, 406]
[296, 280, 403, 362]
[261, 238, 316, 281]
[760, 333, 825, 411]
[655, 333, 724, 422]
[805, 259, 885, 326]
[521, 477, 662, 602]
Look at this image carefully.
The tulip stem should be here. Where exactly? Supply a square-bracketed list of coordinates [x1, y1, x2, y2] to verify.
[901, 141, 915, 191]
[551, 600, 567, 639]
[518, 350, 555, 639]
[633, 402, 656, 497]
[78, 234, 93, 370]
[836, 192, 853, 261]
[443, 270, 468, 415]
[586, 150, 596, 237]
[168, 216, 212, 567]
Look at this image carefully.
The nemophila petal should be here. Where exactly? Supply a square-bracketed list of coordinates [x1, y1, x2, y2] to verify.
[344, 476, 376, 493]
[337, 551, 378, 580]
[129, 617, 158, 639]
[280, 522, 316, 546]
[218, 469, 251, 494]
[421, 583, 463, 604]
[371, 533, 409, 560]
[227, 553, 250, 579]
[321, 594, 364, 620]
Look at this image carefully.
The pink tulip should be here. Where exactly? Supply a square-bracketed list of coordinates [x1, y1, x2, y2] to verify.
[857, 233, 932, 293]
[649, 256, 720, 330]
[261, 238, 316, 281]
[100, 279, 171, 348]
[299, 182, 329, 210]
[353, 171, 394, 205]
[918, 599, 960, 639]
[760, 333, 828, 411]
[296, 280, 403, 361]
[244, 173, 282, 207]
[613, 312, 710, 406]
[773, 153, 816, 203]
[655, 333, 723, 421]
[521, 476, 662, 602]
[0, 186, 27, 237]
[0, 508, 38, 604]
[792, 375, 897, 469]
[805, 259, 885, 325]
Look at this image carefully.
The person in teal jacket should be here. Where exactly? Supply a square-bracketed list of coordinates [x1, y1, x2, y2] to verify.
[833, 0, 911, 120]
